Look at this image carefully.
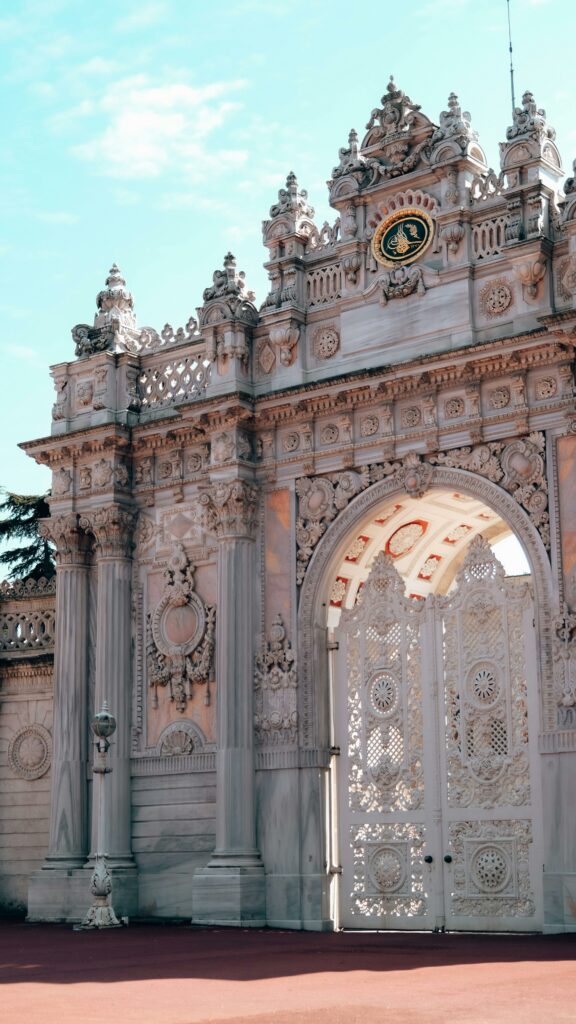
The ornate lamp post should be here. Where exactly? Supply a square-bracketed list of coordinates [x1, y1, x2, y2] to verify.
[81, 702, 122, 929]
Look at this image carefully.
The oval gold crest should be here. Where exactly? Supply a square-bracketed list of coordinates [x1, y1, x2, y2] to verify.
[372, 208, 434, 268]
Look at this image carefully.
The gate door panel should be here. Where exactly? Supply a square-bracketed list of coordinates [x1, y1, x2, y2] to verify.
[437, 536, 542, 931]
[335, 537, 542, 931]
[335, 552, 437, 929]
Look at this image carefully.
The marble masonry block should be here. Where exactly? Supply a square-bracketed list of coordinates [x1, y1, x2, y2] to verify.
[191, 860, 266, 927]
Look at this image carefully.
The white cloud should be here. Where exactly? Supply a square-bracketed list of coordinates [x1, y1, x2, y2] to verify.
[67, 75, 249, 180]
[114, 2, 168, 31]
[35, 211, 78, 224]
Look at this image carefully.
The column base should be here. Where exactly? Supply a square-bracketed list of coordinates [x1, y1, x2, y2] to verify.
[192, 854, 266, 927]
[27, 864, 138, 923]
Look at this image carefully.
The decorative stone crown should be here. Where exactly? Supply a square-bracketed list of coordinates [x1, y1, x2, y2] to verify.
[71, 264, 139, 358]
[95, 264, 136, 330]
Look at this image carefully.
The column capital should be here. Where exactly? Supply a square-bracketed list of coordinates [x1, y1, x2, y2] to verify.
[38, 514, 89, 566]
[198, 480, 259, 540]
[79, 506, 136, 559]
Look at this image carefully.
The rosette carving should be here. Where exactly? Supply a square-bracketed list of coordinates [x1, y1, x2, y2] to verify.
[146, 544, 215, 713]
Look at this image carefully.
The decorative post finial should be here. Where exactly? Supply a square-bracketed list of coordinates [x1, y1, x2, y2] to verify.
[79, 702, 122, 929]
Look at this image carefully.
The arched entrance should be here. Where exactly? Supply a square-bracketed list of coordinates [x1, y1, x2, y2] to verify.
[298, 471, 553, 932]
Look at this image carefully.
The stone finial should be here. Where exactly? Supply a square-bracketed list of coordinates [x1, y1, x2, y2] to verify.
[202, 253, 255, 304]
[506, 90, 556, 143]
[268, 171, 315, 222]
[71, 263, 138, 358]
[95, 264, 136, 329]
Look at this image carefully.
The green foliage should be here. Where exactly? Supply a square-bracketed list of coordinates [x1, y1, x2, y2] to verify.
[0, 491, 55, 581]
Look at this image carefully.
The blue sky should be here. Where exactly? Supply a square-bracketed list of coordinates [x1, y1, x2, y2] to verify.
[1, 0, 574, 496]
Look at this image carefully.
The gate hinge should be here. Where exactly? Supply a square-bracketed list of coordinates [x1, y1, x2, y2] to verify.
[329, 864, 343, 875]
[329, 745, 341, 757]
[327, 639, 339, 651]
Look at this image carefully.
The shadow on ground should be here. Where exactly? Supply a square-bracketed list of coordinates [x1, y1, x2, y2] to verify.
[0, 921, 574, 987]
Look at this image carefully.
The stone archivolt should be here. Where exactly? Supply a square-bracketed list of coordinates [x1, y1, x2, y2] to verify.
[295, 433, 550, 587]
[146, 544, 215, 713]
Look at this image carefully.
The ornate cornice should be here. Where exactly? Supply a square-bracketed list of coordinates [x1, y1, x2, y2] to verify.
[197, 480, 259, 540]
[79, 506, 136, 558]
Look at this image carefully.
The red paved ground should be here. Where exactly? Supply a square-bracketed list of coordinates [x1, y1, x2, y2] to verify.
[0, 921, 574, 1024]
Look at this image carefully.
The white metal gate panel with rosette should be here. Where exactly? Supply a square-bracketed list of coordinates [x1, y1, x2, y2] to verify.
[334, 536, 543, 931]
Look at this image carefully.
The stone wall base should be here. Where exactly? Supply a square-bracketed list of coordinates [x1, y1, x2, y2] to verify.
[192, 855, 266, 927]
[27, 865, 138, 923]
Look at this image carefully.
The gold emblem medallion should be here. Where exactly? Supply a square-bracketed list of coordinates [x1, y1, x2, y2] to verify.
[372, 207, 434, 268]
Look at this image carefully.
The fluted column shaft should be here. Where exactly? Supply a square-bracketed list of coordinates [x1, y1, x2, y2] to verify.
[80, 507, 135, 867]
[215, 536, 257, 855]
[41, 516, 90, 867]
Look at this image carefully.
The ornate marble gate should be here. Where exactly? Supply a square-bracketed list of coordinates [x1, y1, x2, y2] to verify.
[334, 535, 542, 931]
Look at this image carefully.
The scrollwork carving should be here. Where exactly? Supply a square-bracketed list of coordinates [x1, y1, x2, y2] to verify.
[254, 614, 297, 745]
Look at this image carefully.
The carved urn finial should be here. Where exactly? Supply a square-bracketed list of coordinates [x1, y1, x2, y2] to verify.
[95, 264, 136, 330]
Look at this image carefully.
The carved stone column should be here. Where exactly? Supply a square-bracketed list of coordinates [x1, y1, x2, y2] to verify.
[192, 480, 266, 926]
[27, 515, 92, 921]
[80, 506, 136, 878]
[43, 515, 91, 866]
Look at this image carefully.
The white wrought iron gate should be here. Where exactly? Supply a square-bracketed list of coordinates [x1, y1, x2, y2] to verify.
[334, 536, 542, 931]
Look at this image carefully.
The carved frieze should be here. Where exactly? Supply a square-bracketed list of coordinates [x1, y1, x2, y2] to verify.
[254, 614, 297, 745]
[146, 544, 215, 713]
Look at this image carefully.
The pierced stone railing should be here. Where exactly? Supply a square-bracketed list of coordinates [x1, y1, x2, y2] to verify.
[306, 264, 342, 307]
[0, 606, 55, 654]
[0, 576, 56, 599]
[138, 345, 212, 409]
[472, 215, 507, 260]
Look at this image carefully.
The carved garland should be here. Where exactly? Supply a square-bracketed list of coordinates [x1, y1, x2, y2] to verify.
[295, 433, 549, 587]
[146, 544, 215, 713]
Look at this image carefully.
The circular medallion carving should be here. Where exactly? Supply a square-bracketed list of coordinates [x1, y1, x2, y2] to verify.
[8, 724, 51, 780]
[320, 424, 339, 445]
[445, 397, 465, 419]
[152, 590, 206, 657]
[298, 478, 335, 521]
[283, 431, 300, 453]
[369, 846, 406, 891]
[371, 208, 434, 268]
[468, 661, 501, 708]
[369, 672, 399, 717]
[314, 326, 340, 360]
[401, 406, 421, 428]
[471, 845, 511, 892]
[164, 604, 200, 646]
[386, 520, 426, 557]
[480, 279, 513, 318]
[360, 415, 379, 437]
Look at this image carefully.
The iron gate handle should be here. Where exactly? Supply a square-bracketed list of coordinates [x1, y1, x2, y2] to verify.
[443, 854, 453, 864]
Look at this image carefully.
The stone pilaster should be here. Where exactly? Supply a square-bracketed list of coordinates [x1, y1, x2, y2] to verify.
[79, 506, 136, 870]
[27, 515, 93, 921]
[192, 480, 266, 926]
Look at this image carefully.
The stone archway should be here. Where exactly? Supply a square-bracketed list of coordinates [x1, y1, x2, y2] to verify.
[297, 464, 555, 751]
[296, 465, 555, 931]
